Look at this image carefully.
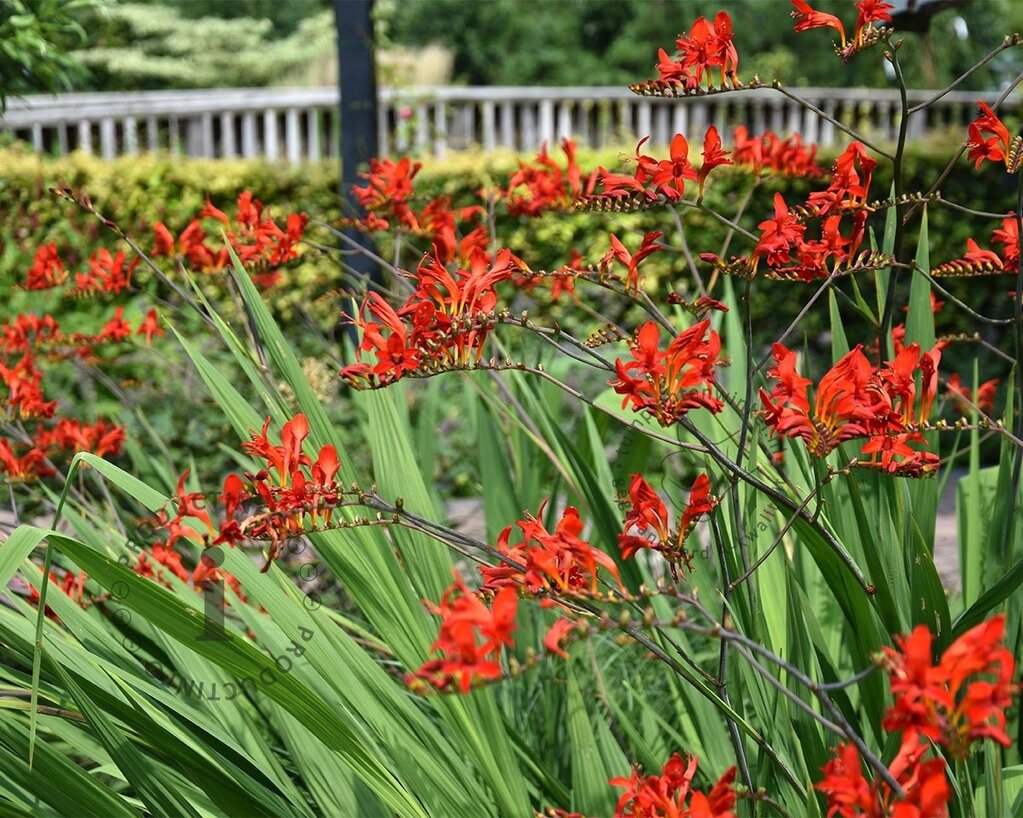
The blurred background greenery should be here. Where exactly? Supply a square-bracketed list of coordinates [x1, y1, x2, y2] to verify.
[5, 0, 1023, 98]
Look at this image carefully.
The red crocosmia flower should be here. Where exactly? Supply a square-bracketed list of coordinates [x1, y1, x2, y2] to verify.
[504, 138, 582, 216]
[618, 473, 716, 579]
[352, 156, 422, 229]
[964, 238, 1004, 269]
[791, 0, 846, 45]
[991, 214, 1020, 271]
[199, 195, 231, 227]
[654, 12, 740, 91]
[754, 193, 805, 269]
[70, 248, 138, 296]
[806, 142, 877, 218]
[817, 733, 949, 818]
[689, 296, 729, 317]
[593, 166, 649, 201]
[153, 193, 304, 280]
[674, 11, 740, 89]
[635, 134, 697, 202]
[760, 343, 941, 476]
[99, 307, 133, 342]
[856, 0, 894, 27]
[945, 373, 998, 415]
[153, 222, 176, 257]
[480, 504, 621, 596]
[543, 618, 578, 659]
[732, 127, 823, 179]
[698, 125, 732, 198]
[612, 320, 725, 426]
[23, 244, 67, 290]
[611, 753, 737, 818]
[792, 0, 890, 55]
[0, 439, 55, 481]
[342, 248, 525, 388]
[934, 227, 1016, 276]
[881, 615, 1017, 758]
[681, 474, 716, 531]
[966, 101, 1017, 171]
[408, 572, 518, 693]
[136, 309, 163, 346]
[600, 231, 663, 292]
[35, 418, 125, 458]
[1, 354, 57, 419]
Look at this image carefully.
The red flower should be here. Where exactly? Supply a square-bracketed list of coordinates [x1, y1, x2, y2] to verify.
[760, 343, 941, 476]
[0, 439, 54, 481]
[99, 307, 133, 342]
[600, 231, 663, 292]
[881, 615, 1017, 758]
[754, 193, 805, 269]
[732, 127, 822, 178]
[792, 0, 891, 55]
[22, 244, 67, 290]
[791, 0, 846, 45]
[543, 618, 578, 658]
[636, 134, 697, 202]
[658, 11, 740, 90]
[817, 733, 949, 818]
[611, 320, 724, 426]
[480, 504, 621, 596]
[408, 572, 518, 693]
[35, 418, 125, 458]
[933, 223, 1018, 276]
[618, 473, 716, 578]
[504, 138, 582, 216]
[945, 374, 998, 414]
[136, 309, 163, 346]
[966, 101, 1016, 171]
[698, 125, 732, 198]
[611, 753, 736, 818]
[352, 156, 422, 229]
[71, 249, 138, 296]
[343, 249, 525, 387]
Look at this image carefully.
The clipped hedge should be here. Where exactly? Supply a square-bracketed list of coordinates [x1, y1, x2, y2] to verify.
[0, 137, 1015, 367]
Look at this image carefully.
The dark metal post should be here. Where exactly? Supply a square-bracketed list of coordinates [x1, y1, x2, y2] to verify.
[334, 0, 380, 349]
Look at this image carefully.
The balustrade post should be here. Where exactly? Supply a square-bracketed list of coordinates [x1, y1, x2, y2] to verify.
[241, 112, 257, 158]
[220, 112, 236, 159]
[434, 101, 448, 158]
[264, 109, 279, 161]
[556, 101, 572, 142]
[500, 101, 514, 150]
[482, 100, 496, 151]
[78, 119, 93, 155]
[308, 109, 321, 161]
[415, 102, 429, 154]
[521, 103, 536, 152]
[124, 117, 139, 155]
[539, 99, 554, 147]
[672, 102, 689, 145]
[201, 112, 214, 158]
[286, 107, 301, 164]
[820, 99, 835, 146]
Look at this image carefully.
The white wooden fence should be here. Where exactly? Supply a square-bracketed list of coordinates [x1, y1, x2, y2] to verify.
[0, 85, 1009, 164]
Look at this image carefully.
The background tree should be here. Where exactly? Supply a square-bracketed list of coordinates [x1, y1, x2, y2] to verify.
[384, 0, 1023, 89]
[0, 0, 101, 110]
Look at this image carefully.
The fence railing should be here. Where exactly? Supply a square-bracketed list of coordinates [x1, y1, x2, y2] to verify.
[0, 85, 1007, 164]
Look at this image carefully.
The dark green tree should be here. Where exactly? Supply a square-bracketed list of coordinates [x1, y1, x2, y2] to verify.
[0, 0, 100, 109]
[386, 0, 1023, 89]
